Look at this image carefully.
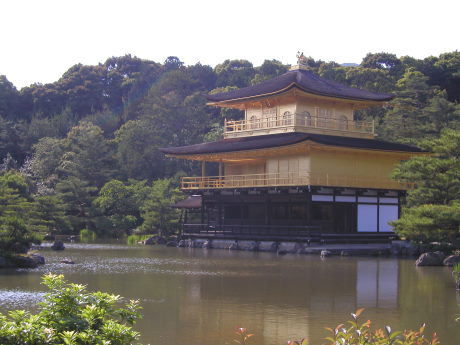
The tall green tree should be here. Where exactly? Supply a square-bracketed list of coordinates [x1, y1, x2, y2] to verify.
[251, 59, 288, 85]
[0, 75, 20, 120]
[55, 176, 98, 232]
[215, 59, 255, 88]
[27, 137, 66, 194]
[59, 121, 117, 188]
[0, 171, 40, 252]
[392, 130, 460, 242]
[57, 64, 106, 117]
[33, 195, 71, 235]
[381, 68, 438, 141]
[94, 179, 149, 232]
[140, 178, 181, 236]
[420, 51, 460, 102]
[0, 116, 23, 162]
[361, 52, 403, 77]
[115, 119, 165, 180]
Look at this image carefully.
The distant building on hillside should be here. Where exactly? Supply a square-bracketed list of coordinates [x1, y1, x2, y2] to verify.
[160, 60, 424, 243]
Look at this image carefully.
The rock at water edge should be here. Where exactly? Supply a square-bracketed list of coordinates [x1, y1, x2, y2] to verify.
[144, 237, 156, 245]
[60, 259, 75, 264]
[11, 255, 38, 268]
[29, 253, 45, 265]
[0, 256, 13, 268]
[415, 251, 445, 266]
[51, 240, 65, 251]
[443, 255, 460, 266]
[156, 236, 167, 245]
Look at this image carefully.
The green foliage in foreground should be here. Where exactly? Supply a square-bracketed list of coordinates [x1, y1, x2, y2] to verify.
[0, 274, 143, 345]
[237, 309, 439, 345]
[319, 309, 439, 345]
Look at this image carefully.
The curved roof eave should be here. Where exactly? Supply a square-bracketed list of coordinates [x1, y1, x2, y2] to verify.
[206, 69, 394, 104]
[207, 83, 393, 106]
[159, 132, 425, 157]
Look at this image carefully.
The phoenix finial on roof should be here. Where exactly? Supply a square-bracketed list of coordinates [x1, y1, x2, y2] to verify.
[296, 51, 308, 65]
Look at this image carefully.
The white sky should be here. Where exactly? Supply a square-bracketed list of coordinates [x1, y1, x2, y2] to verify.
[1, 0, 459, 89]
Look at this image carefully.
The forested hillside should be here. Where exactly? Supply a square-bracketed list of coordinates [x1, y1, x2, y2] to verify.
[0, 52, 459, 239]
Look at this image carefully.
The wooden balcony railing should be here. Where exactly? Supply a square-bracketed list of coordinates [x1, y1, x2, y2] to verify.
[181, 172, 411, 190]
[224, 113, 374, 137]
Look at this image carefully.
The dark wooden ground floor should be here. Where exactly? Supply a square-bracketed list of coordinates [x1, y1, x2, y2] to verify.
[180, 186, 404, 243]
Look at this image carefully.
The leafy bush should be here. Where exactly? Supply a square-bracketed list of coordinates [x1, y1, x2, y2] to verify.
[416, 242, 456, 255]
[239, 309, 439, 345]
[0, 274, 143, 345]
[0, 216, 40, 254]
[234, 327, 254, 345]
[79, 228, 96, 242]
[453, 263, 460, 272]
[127, 234, 151, 245]
[391, 203, 460, 243]
[320, 308, 439, 345]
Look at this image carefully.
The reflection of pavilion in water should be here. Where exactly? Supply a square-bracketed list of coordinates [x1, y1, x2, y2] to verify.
[180, 258, 399, 345]
[356, 260, 398, 309]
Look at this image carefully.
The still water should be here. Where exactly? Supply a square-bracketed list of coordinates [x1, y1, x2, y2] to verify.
[0, 242, 459, 345]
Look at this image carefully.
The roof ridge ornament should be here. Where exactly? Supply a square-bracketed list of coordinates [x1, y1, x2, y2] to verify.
[297, 51, 307, 65]
[290, 51, 310, 71]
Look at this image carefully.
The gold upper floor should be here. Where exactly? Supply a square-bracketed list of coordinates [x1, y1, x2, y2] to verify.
[213, 88, 381, 139]
[178, 144, 419, 191]
[224, 112, 374, 139]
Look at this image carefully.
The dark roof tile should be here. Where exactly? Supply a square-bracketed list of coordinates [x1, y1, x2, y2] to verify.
[207, 69, 393, 103]
[160, 132, 424, 155]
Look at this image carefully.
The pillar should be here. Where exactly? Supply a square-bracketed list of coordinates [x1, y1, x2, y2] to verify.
[218, 159, 223, 177]
[201, 161, 206, 177]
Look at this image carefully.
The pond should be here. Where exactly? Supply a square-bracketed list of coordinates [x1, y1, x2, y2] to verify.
[0, 242, 459, 345]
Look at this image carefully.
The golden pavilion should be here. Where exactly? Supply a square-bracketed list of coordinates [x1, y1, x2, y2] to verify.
[160, 59, 424, 243]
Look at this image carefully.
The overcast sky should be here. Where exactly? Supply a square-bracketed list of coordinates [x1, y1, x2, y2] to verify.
[1, 0, 458, 88]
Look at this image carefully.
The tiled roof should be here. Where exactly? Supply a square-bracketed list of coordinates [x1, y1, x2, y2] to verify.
[207, 69, 393, 103]
[160, 132, 424, 155]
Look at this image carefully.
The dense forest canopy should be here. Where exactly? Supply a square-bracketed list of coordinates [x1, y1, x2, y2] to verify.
[0, 51, 459, 239]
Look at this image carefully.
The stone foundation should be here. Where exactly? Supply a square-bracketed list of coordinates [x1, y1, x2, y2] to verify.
[211, 240, 237, 249]
[258, 241, 278, 252]
[175, 238, 407, 257]
[237, 241, 258, 251]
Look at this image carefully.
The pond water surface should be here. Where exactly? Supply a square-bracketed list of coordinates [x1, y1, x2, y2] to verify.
[0, 242, 459, 345]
